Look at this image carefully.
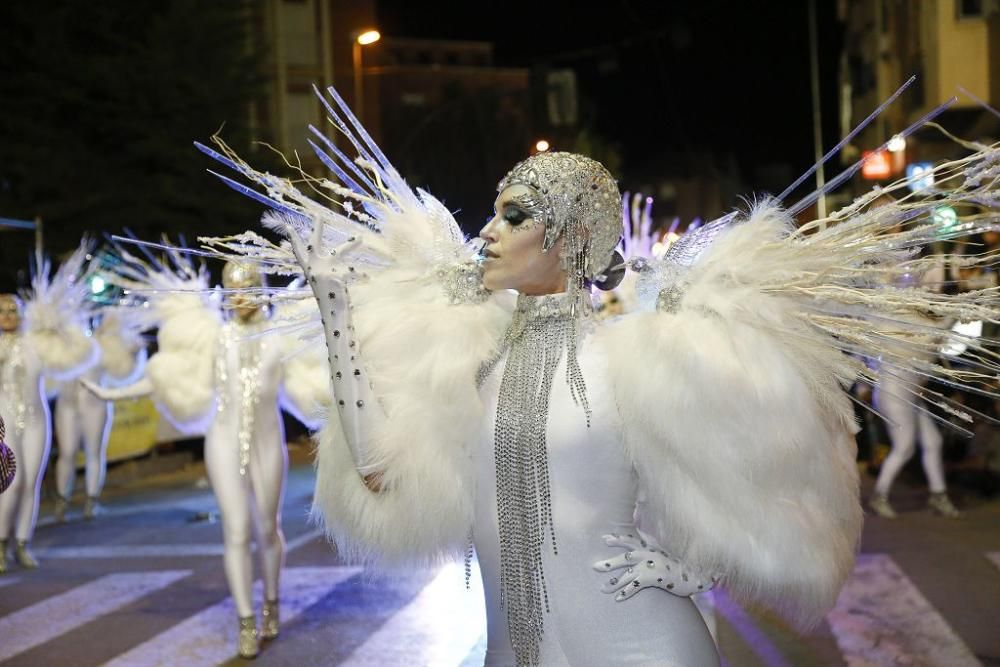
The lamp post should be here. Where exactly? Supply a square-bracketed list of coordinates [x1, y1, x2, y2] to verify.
[352, 29, 381, 124]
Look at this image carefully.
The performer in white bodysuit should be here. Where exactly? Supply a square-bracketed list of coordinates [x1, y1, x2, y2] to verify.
[869, 254, 963, 518]
[0, 247, 98, 573]
[198, 87, 999, 665]
[54, 313, 146, 521]
[88, 257, 327, 658]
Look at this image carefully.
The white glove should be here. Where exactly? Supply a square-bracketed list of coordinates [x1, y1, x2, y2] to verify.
[593, 532, 719, 601]
[286, 223, 386, 489]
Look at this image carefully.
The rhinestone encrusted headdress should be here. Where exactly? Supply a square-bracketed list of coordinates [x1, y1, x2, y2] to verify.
[497, 152, 621, 282]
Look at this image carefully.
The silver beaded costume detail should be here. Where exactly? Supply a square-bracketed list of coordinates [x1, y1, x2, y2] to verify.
[498, 152, 621, 282]
[436, 261, 492, 305]
[0, 336, 29, 434]
[218, 261, 268, 478]
[215, 322, 266, 478]
[487, 152, 620, 666]
[477, 293, 594, 666]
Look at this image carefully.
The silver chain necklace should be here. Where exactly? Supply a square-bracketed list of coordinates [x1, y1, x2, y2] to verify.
[477, 291, 592, 666]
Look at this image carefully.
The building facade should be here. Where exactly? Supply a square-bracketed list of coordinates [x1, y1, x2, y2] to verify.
[839, 0, 998, 173]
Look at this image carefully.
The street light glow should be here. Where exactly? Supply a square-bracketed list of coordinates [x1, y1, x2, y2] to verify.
[887, 134, 906, 153]
[535, 139, 550, 152]
[357, 30, 381, 45]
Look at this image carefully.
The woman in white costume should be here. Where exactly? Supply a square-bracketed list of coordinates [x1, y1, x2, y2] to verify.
[0, 247, 98, 573]
[53, 312, 146, 521]
[88, 257, 328, 659]
[869, 250, 963, 519]
[198, 87, 999, 666]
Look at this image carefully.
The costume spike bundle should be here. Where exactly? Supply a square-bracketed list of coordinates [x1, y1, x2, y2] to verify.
[18, 240, 101, 377]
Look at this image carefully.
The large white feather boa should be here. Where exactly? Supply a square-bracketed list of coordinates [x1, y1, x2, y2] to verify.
[312, 268, 510, 567]
[145, 293, 221, 428]
[603, 209, 863, 629]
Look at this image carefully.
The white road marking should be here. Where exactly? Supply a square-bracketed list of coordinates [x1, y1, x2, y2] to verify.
[36, 529, 322, 559]
[105, 566, 359, 667]
[0, 570, 190, 662]
[344, 562, 487, 666]
[826, 554, 980, 667]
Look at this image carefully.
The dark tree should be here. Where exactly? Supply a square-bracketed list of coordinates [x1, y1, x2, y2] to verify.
[0, 0, 269, 288]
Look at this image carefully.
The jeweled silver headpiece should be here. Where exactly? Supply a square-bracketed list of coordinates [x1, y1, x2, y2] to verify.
[221, 261, 263, 289]
[498, 152, 621, 283]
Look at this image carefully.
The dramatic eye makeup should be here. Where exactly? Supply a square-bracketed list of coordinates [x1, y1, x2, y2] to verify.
[502, 205, 529, 225]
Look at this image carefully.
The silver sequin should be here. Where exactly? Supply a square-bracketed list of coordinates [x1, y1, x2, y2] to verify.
[215, 321, 266, 477]
[476, 292, 593, 666]
[0, 335, 30, 434]
[498, 152, 621, 282]
[436, 261, 492, 305]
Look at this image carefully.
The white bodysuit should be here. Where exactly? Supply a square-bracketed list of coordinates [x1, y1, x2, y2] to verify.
[474, 334, 719, 666]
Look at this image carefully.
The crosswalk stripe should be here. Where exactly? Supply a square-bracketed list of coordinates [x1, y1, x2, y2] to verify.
[0, 570, 190, 663]
[826, 554, 980, 667]
[344, 562, 487, 666]
[36, 544, 224, 558]
[105, 566, 360, 666]
[36, 529, 323, 560]
[987, 552, 1000, 572]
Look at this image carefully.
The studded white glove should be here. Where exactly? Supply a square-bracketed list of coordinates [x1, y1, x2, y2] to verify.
[593, 532, 719, 601]
[286, 224, 388, 491]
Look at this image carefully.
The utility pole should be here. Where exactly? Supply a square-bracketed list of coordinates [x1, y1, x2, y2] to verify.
[808, 0, 827, 219]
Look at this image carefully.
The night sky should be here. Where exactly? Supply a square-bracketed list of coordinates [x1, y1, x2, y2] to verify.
[0, 0, 847, 287]
[377, 0, 844, 193]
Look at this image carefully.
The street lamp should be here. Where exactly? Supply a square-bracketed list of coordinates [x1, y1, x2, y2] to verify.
[535, 139, 550, 153]
[353, 29, 381, 124]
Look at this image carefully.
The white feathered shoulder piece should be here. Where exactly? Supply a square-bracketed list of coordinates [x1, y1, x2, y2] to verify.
[106, 244, 222, 430]
[94, 311, 146, 384]
[22, 240, 99, 379]
[195, 85, 512, 566]
[603, 143, 1000, 628]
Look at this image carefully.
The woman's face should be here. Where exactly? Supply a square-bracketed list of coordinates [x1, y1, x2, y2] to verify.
[479, 185, 566, 294]
[0, 295, 21, 332]
[227, 293, 262, 322]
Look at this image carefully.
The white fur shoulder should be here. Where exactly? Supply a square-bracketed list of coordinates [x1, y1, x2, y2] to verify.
[95, 313, 145, 381]
[311, 268, 511, 567]
[601, 210, 863, 629]
[145, 293, 222, 428]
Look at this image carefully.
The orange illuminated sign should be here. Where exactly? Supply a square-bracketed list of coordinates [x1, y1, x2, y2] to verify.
[862, 150, 891, 180]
